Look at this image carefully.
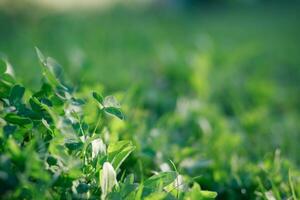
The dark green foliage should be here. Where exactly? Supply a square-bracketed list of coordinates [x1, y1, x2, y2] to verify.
[104, 107, 124, 120]
[93, 92, 104, 105]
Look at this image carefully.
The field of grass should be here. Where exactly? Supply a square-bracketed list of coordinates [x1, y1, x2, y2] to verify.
[1, 3, 300, 199]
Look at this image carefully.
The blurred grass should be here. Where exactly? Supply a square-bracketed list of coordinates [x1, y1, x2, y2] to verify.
[1, 4, 299, 89]
[1, 1, 300, 154]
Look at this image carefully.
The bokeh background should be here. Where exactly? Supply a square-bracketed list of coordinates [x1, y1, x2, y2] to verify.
[1, 0, 300, 199]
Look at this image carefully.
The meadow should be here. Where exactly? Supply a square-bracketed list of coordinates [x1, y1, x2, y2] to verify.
[0, 2, 300, 199]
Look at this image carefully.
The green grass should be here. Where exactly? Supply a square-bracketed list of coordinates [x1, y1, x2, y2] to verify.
[0, 3, 300, 199]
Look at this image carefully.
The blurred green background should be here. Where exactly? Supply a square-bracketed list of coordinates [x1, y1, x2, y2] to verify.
[1, 0, 300, 199]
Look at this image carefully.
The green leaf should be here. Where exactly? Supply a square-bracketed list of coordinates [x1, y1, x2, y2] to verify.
[43, 66, 61, 88]
[200, 190, 218, 199]
[124, 174, 135, 184]
[111, 146, 135, 170]
[33, 83, 52, 98]
[7, 138, 21, 157]
[0, 59, 6, 74]
[92, 91, 104, 105]
[108, 141, 135, 170]
[107, 141, 132, 153]
[186, 183, 217, 200]
[9, 85, 25, 105]
[4, 113, 32, 127]
[29, 97, 58, 124]
[76, 183, 89, 194]
[35, 47, 46, 65]
[104, 107, 124, 120]
[35, 47, 67, 91]
[0, 81, 11, 98]
[118, 182, 137, 199]
[1, 73, 15, 85]
[144, 192, 167, 200]
[46, 57, 63, 79]
[30, 97, 44, 113]
[46, 156, 57, 166]
[65, 142, 84, 151]
[135, 184, 144, 200]
[144, 172, 177, 190]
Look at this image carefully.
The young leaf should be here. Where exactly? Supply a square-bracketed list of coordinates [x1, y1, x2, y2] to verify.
[100, 162, 118, 200]
[92, 138, 106, 159]
[103, 95, 120, 108]
[110, 145, 135, 170]
[35, 47, 68, 91]
[43, 66, 61, 88]
[46, 57, 63, 79]
[104, 107, 124, 120]
[35, 47, 46, 65]
[108, 141, 132, 153]
[107, 141, 135, 170]
[92, 92, 104, 105]
[144, 172, 177, 190]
